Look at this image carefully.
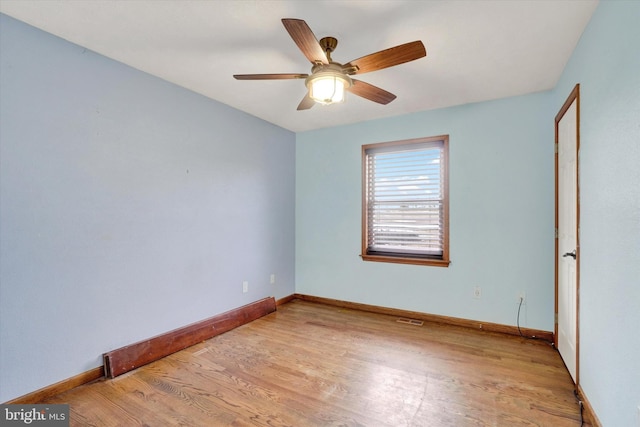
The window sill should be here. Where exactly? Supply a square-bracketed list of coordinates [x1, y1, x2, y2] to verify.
[360, 254, 451, 267]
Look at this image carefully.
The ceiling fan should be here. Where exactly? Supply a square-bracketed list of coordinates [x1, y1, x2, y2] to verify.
[233, 19, 427, 110]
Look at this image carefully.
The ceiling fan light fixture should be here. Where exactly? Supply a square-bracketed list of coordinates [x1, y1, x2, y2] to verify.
[306, 69, 352, 105]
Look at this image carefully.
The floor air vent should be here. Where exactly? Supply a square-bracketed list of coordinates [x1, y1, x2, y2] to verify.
[397, 318, 424, 326]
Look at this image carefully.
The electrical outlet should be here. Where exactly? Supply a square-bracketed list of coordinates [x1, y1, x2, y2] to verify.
[270, 274, 276, 284]
[474, 286, 481, 299]
[518, 291, 526, 305]
[242, 281, 248, 293]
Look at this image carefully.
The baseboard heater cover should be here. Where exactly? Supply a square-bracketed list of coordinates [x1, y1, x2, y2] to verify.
[103, 297, 276, 378]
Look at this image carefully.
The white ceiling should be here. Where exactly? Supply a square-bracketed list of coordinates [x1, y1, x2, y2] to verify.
[0, 0, 598, 132]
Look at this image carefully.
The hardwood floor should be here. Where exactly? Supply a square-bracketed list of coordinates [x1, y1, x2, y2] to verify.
[44, 300, 587, 426]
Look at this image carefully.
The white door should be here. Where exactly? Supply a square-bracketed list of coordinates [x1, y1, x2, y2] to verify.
[556, 86, 579, 384]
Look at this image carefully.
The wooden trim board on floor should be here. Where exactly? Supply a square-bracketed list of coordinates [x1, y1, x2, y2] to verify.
[294, 294, 554, 342]
[104, 297, 277, 378]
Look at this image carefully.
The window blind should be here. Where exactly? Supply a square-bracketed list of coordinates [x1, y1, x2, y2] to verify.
[365, 140, 444, 258]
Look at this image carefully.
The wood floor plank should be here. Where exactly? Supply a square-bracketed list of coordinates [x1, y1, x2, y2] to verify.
[43, 300, 588, 426]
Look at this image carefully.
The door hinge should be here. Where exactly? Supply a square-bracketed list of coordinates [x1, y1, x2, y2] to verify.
[554, 143, 559, 153]
[555, 228, 559, 239]
[555, 312, 558, 323]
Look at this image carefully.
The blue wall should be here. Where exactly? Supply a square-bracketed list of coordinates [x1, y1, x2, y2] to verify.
[296, 92, 554, 330]
[0, 14, 296, 402]
[551, 1, 640, 426]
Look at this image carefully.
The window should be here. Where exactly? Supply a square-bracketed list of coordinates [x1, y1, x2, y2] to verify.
[362, 135, 450, 267]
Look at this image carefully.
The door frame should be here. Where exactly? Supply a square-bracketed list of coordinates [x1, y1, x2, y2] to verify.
[554, 83, 581, 385]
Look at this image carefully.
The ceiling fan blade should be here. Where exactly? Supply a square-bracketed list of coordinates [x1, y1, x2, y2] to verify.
[234, 73, 308, 80]
[282, 19, 329, 65]
[347, 79, 397, 105]
[297, 94, 315, 110]
[343, 41, 426, 75]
